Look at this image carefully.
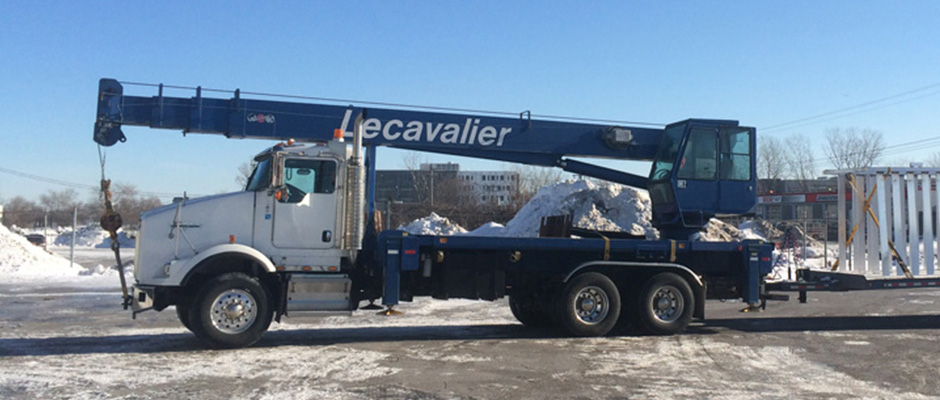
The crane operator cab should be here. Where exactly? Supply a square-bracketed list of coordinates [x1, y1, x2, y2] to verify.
[647, 119, 756, 239]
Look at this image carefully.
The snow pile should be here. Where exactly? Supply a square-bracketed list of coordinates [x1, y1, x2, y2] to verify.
[53, 225, 136, 249]
[96, 231, 135, 249]
[0, 224, 86, 282]
[398, 212, 468, 235]
[701, 219, 767, 242]
[701, 219, 747, 241]
[0, 224, 131, 285]
[467, 222, 505, 236]
[53, 225, 108, 247]
[738, 219, 783, 241]
[496, 180, 653, 237]
[401, 180, 655, 238]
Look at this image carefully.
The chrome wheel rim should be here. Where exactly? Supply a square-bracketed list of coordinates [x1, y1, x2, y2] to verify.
[573, 285, 610, 325]
[650, 285, 684, 323]
[210, 289, 257, 334]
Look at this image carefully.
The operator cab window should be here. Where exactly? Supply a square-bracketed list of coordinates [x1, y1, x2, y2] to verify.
[282, 159, 336, 203]
[677, 128, 717, 181]
[650, 124, 686, 182]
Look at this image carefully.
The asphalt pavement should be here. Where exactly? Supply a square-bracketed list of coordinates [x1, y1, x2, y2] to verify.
[2, 270, 940, 399]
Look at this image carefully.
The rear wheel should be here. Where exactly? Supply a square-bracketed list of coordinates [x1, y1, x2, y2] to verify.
[189, 272, 273, 348]
[553, 272, 621, 337]
[636, 272, 694, 335]
[509, 295, 551, 327]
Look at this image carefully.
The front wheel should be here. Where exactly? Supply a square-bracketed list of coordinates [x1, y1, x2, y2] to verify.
[189, 272, 273, 348]
[553, 272, 621, 337]
[636, 272, 694, 335]
[175, 304, 192, 332]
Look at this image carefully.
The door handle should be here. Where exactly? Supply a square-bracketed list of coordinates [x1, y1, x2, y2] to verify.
[322, 230, 332, 243]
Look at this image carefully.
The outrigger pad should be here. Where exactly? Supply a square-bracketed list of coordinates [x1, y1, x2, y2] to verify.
[798, 270, 869, 291]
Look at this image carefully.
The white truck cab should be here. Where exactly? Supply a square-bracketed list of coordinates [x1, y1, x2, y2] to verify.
[132, 139, 362, 346]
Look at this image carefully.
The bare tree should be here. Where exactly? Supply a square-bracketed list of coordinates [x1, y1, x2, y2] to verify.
[757, 135, 786, 194]
[509, 164, 563, 205]
[783, 134, 817, 191]
[823, 127, 884, 170]
[2, 196, 43, 228]
[402, 152, 434, 204]
[110, 183, 163, 228]
[39, 189, 82, 227]
[927, 152, 940, 168]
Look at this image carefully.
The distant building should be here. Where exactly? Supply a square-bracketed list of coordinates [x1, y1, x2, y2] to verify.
[760, 177, 839, 195]
[756, 178, 840, 221]
[420, 163, 459, 172]
[456, 171, 519, 205]
[373, 163, 459, 205]
[756, 191, 845, 221]
[755, 178, 844, 239]
[374, 163, 519, 206]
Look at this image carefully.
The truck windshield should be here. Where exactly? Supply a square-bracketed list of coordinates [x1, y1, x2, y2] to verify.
[245, 158, 273, 191]
[649, 124, 686, 182]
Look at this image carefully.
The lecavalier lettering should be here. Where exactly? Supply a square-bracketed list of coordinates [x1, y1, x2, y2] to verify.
[338, 109, 512, 146]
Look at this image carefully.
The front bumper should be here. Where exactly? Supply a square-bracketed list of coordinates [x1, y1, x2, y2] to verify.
[132, 285, 155, 314]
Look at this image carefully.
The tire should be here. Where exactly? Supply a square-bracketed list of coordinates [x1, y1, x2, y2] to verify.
[509, 295, 551, 327]
[553, 272, 621, 337]
[175, 304, 192, 332]
[636, 272, 694, 335]
[189, 272, 273, 349]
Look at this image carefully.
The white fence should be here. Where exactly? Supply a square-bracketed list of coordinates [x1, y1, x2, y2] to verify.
[830, 167, 940, 276]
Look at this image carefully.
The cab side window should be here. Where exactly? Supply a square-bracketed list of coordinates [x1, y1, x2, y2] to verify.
[282, 159, 336, 203]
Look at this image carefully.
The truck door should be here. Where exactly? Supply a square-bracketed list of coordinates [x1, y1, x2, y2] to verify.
[272, 158, 339, 249]
[718, 127, 756, 214]
[674, 126, 719, 226]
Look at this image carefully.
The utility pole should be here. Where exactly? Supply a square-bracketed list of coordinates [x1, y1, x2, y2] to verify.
[70, 206, 77, 268]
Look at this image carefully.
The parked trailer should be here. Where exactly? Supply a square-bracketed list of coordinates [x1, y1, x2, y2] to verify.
[765, 167, 940, 305]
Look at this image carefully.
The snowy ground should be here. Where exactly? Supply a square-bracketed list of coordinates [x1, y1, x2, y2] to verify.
[4, 237, 939, 398]
[3, 264, 940, 399]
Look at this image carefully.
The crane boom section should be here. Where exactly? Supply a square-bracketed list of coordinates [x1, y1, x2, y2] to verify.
[95, 79, 661, 173]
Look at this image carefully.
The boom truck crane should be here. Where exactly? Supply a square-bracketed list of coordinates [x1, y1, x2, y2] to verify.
[94, 78, 774, 348]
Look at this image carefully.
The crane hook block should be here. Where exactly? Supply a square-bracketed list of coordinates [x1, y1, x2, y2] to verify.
[100, 210, 123, 233]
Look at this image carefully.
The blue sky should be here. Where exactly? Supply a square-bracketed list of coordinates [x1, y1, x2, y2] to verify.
[2, 2, 939, 201]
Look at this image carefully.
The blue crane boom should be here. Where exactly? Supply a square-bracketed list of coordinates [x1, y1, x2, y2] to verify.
[93, 78, 757, 236]
[94, 79, 661, 188]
